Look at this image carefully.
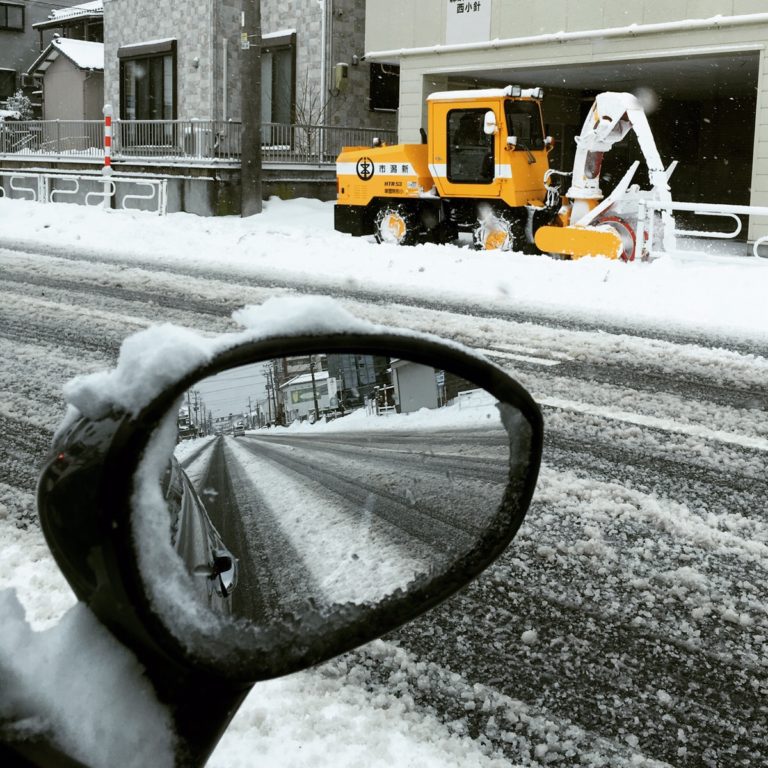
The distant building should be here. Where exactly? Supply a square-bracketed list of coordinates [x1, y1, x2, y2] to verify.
[326, 353, 391, 410]
[390, 359, 438, 414]
[280, 369, 338, 423]
[26, 2, 104, 120]
[28, 37, 104, 120]
[0, 0, 82, 113]
[32, 1, 104, 44]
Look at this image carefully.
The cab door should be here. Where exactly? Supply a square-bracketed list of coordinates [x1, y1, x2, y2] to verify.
[430, 102, 502, 200]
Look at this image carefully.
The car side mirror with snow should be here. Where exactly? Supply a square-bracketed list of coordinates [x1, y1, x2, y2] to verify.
[34, 305, 542, 767]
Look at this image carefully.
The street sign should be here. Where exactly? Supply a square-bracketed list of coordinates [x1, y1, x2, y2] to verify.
[241, 32, 250, 50]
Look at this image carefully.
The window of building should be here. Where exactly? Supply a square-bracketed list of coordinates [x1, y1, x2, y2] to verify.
[118, 40, 176, 120]
[0, 3, 24, 32]
[0, 69, 15, 101]
[369, 63, 399, 111]
[447, 108, 495, 184]
[261, 34, 295, 125]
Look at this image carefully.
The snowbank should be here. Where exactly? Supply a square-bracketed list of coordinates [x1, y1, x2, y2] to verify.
[1, 197, 767, 344]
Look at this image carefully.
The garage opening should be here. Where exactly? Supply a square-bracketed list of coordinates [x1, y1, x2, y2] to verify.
[436, 50, 759, 236]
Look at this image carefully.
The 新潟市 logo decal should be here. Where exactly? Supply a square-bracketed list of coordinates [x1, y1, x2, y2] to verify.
[356, 157, 375, 181]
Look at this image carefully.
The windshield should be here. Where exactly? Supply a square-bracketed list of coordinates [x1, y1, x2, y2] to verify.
[504, 100, 545, 149]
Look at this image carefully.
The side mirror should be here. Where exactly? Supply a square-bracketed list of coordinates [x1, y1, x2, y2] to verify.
[483, 110, 498, 135]
[37, 306, 543, 765]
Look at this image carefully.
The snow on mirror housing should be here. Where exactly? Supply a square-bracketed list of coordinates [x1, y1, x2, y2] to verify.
[39, 330, 542, 686]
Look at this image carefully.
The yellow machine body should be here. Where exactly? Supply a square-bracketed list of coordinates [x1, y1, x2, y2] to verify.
[336, 144, 432, 207]
[425, 94, 550, 208]
[334, 86, 644, 260]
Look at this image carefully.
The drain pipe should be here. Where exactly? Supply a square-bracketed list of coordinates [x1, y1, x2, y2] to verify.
[222, 37, 228, 120]
[317, 0, 327, 97]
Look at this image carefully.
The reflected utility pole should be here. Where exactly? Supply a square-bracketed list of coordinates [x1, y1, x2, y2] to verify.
[309, 360, 320, 422]
[241, 0, 263, 216]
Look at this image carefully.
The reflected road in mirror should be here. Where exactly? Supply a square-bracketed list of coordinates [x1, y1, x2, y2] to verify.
[170, 354, 519, 624]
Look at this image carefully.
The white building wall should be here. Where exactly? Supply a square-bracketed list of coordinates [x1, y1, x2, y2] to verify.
[42, 58, 85, 121]
[366, 0, 768, 239]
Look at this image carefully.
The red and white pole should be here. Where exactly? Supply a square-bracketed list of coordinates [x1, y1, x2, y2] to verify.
[102, 103, 113, 209]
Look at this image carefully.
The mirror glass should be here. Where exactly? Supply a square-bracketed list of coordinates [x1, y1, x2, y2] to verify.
[147, 351, 531, 628]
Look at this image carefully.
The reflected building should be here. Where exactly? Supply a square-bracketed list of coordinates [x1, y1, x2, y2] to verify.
[325, 354, 391, 410]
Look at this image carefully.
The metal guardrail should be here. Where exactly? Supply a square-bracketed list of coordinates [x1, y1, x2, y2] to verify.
[0, 119, 397, 165]
[0, 170, 167, 214]
[637, 199, 768, 259]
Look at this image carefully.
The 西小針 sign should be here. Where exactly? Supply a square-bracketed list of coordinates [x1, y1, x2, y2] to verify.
[445, 0, 491, 45]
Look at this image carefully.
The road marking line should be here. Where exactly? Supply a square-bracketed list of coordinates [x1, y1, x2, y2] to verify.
[478, 348, 563, 367]
[491, 342, 574, 361]
[541, 396, 768, 452]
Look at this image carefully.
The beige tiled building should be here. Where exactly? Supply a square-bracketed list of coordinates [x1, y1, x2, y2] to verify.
[102, 0, 394, 132]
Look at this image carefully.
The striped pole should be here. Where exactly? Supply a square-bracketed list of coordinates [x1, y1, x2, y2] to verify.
[102, 103, 113, 176]
[102, 103, 113, 210]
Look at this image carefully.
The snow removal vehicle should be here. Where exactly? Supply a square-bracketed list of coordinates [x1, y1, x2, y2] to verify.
[335, 87, 675, 260]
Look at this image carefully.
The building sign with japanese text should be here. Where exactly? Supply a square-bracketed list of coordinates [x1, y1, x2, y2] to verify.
[446, 0, 491, 45]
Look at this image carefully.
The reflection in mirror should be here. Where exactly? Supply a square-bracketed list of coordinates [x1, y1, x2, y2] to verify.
[158, 352, 527, 627]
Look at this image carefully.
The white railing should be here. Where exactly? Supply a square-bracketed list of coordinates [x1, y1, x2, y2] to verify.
[0, 119, 397, 165]
[0, 171, 167, 214]
[637, 200, 768, 259]
[0, 120, 103, 157]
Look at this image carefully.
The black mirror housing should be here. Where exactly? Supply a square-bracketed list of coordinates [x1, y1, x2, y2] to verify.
[37, 316, 543, 766]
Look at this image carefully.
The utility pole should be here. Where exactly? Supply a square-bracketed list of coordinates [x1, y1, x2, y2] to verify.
[309, 360, 320, 423]
[240, 0, 262, 216]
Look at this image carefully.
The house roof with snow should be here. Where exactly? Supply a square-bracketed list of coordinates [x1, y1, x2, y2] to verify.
[33, 1, 104, 31]
[27, 38, 104, 75]
[281, 370, 330, 389]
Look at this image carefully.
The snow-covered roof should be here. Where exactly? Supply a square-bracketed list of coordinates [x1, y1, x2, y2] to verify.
[33, 1, 103, 30]
[50, 1, 103, 22]
[427, 85, 543, 101]
[28, 38, 104, 74]
[281, 370, 330, 389]
[263, 28, 296, 41]
[118, 37, 176, 52]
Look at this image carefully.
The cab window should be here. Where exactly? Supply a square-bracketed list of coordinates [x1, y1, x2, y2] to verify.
[447, 108, 495, 184]
[504, 100, 544, 150]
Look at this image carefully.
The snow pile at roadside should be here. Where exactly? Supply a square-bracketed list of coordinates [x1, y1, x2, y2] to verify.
[2, 196, 767, 343]
[269, 389, 501, 435]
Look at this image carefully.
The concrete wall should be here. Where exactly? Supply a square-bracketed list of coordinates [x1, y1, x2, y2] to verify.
[42, 57, 84, 120]
[393, 362, 438, 414]
[43, 61, 104, 121]
[83, 70, 104, 120]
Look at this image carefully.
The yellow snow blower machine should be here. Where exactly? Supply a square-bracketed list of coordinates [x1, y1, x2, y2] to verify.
[334, 86, 675, 261]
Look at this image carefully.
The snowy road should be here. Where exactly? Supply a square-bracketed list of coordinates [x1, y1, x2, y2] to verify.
[182, 430, 507, 620]
[1, 241, 767, 767]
